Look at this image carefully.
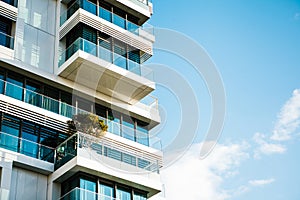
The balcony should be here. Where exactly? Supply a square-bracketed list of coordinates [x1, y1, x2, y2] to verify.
[55, 132, 162, 172]
[59, 2, 154, 56]
[59, 37, 152, 78]
[0, 31, 14, 49]
[58, 37, 155, 104]
[61, 0, 153, 23]
[0, 79, 159, 147]
[0, 131, 55, 163]
[60, 0, 154, 41]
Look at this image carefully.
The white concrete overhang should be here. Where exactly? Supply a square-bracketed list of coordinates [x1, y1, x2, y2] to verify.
[57, 50, 155, 104]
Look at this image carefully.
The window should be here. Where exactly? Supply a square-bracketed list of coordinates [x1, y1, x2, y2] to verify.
[0, 114, 20, 152]
[77, 96, 92, 113]
[20, 120, 39, 158]
[80, 178, 97, 200]
[95, 103, 107, 119]
[0, 16, 13, 48]
[116, 187, 131, 200]
[99, 183, 114, 199]
[60, 91, 73, 118]
[107, 109, 121, 136]
[0, 68, 4, 94]
[133, 192, 147, 200]
[122, 115, 135, 141]
[114, 42, 127, 70]
[99, 35, 112, 63]
[136, 120, 149, 146]
[6, 73, 23, 101]
[25, 80, 42, 107]
[61, 173, 148, 200]
[0, 113, 68, 161]
[43, 86, 59, 113]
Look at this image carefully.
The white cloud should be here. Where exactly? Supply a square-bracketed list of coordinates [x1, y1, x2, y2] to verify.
[150, 142, 249, 200]
[271, 89, 300, 141]
[249, 178, 275, 187]
[253, 133, 286, 158]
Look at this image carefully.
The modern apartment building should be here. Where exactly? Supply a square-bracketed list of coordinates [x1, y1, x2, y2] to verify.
[0, 0, 163, 199]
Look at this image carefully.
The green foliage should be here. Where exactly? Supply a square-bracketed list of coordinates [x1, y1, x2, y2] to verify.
[67, 113, 108, 137]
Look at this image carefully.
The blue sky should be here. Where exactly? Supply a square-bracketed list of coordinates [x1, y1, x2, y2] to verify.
[147, 1, 300, 199]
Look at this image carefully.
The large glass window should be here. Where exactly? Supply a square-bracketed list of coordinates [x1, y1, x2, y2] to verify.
[136, 120, 149, 146]
[0, 114, 20, 152]
[108, 110, 121, 136]
[61, 173, 148, 200]
[99, 183, 114, 199]
[133, 192, 147, 200]
[60, 91, 73, 118]
[114, 43, 127, 70]
[80, 178, 97, 200]
[122, 115, 135, 141]
[25, 80, 42, 107]
[0, 69, 4, 94]
[99, 35, 112, 63]
[43, 86, 59, 114]
[117, 187, 131, 200]
[20, 121, 39, 158]
[39, 127, 58, 162]
[0, 16, 13, 48]
[77, 97, 92, 113]
[6, 73, 23, 101]
[99, 7, 112, 23]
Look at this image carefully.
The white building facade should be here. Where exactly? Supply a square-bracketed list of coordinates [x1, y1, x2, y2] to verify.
[0, 0, 162, 199]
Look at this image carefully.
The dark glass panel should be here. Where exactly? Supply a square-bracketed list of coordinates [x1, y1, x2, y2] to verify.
[107, 109, 121, 136]
[20, 120, 38, 158]
[60, 91, 73, 118]
[99, 183, 114, 199]
[6, 72, 23, 101]
[79, 178, 97, 200]
[136, 120, 149, 146]
[43, 86, 59, 113]
[0, 68, 4, 94]
[122, 115, 135, 141]
[95, 103, 107, 119]
[116, 187, 131, 200]
[25, 80, 42, 107]
[0, 114, 20, 152]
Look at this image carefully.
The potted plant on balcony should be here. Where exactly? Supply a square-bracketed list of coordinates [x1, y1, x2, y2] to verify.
[67, 113, 108, 138]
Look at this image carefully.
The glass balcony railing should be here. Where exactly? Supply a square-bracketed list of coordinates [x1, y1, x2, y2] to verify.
[60, 0, 154, 36]
[0, 131, 55, 163]
[0, 79, 160, 148]
[55, 132, 161, 173]
[58, 37, 154, 80]
[0, 0, 18, 7]
[60, 187, 116, 200]
[0, 31, 14, 49]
